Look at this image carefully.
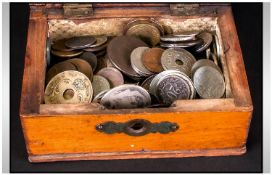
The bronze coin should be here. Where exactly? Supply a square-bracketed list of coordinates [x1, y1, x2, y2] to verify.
[65, 36, 96, 49]
[51, 38, 75, 51]
[83, 41, 108, 52]
[66, 58, 93, 80]
[80, 52, 97, 71]
[124, 19, 164, 35]
[51, 49, 83, 58]
[142, 48, 164, 73]
[107, 36, 148, 78]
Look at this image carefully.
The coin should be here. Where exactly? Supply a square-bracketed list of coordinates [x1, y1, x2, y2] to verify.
[51, 49, 83, 58]
[88, 36, 108, 48]
[65, 36, 96, 49]
[160, 31, 200, 42]
[46, 38, 52, 66]
[92, 75, 111, 98]
[142, 48, 164, 73]
[101, 84, 151, 109]
[161, 48, 196, 76]
[125, 23, 161, 46]
[124, 19, 164, 36]
[83, 42, 108, 52]
[160, 39, 203, 48]
[191, 59, 222, 76]
[130, 47, 153, 77]
[44, 70, 93, 104]
[162, 25, 173, 35]
[96, 67, 124, 88]
[46, 61, 77, 84]
[80, 52, 97, 71]
[213, 34, 221, 62]
[92, 90, 109, 103]
[66, 58, 93, 80]
[194, 31, 213, 52]
[107, 36, 148, 78]
[51, 38, 75, 51]
[94, 49, 106, 57]
[140, 74, 156, 92]
[193, 66, 225, 99]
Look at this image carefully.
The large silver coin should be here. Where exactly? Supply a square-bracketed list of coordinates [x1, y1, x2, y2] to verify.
[130, 47, 153, 77]
[193, 66, 225, 99]
[194, 31, 213, 53]
[161, 48, 196, 76]
[96, 67, 124, 88]
[191, 59, 222, 76]
[44, 70, 93, 104]
[92, 75, 111, 98]
[101, 84, 151, 109]
[160, 31, 200, 42]
[160, 39, 202, 48]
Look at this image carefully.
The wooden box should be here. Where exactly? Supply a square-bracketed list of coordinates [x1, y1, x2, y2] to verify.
[20, 3, 253, 163]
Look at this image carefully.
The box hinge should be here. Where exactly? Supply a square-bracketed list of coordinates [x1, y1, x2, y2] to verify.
[63, 4, 93, 17]
[170, 4, 200, 16]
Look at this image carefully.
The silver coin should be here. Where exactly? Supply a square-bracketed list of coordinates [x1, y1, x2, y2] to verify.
[92, 75, 111, 98]
[92, 90, 109, 103]
[194, 32, 213, 53]
[140, 74, 156, 92]
[130, 47, 153, 77]
[96, 67, 124, 88]
[213, 34, 221, 62]
[191, 59, 222, 76]
[193, 66, 225, 99]
[101, 84, 151, 109]
[46, 38, 52, 66]
[65, 36, 96, 49]
[88, 36, 108, 48]
[160, 39, 202, 48]
[160, 35, 196, 42]
[161, 48, 196, 76]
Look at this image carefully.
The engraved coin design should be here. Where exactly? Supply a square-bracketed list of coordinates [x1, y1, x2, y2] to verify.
[51, 49, 83, 58]
[142, 48, 164, 73]
[65, 36, 96, 49]
[193, 66, 225, 99]
[101, 84, 151, 109]
[161, 48, 196, 76]
[191, 59, 222, 76]
[45, 70, 93, 104]
[51, 38, 75, 51]
[92, 90, 109, 103]
[97, 67, 124, 88]
[130, 47, 153, 77]
[66, 58, 93, 80]
[194, 31, 213, 52]
[92, 75, 111, 98]
[80, 51, 98, 71]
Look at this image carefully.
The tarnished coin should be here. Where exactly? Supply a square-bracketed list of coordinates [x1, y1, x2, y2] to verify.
[51, 38, 75, 51]
[107, 36, 148, 78]
[194, 31, 213, 53]
[191, 59, 222, 76]
[92, 75, 111, 98]
[92, 90, 109, 103]
[51, 49, 83, 58]
[65, 36, 96, 49]
[97, 67, 124, 88]
[124, 19, 164, 35]
[160, 39, 203, 48]
[193, 66, 225, 99]
[44, 70, 93, 104]
[88, 36, 108, 48]
[130, 47, 153, 77]
[46, 38, 52, 66]
[83, 42, 108, 52]
[101, 84, 151, 109]
[140, 74, 156, 92]
[46, 61, 77, 84]
[142, 48, 164, 73]
[66, 58, 93, 80]
[162, 25, 173, 35]
[161, 48, 196, 76]
[80, 52, 97, 71]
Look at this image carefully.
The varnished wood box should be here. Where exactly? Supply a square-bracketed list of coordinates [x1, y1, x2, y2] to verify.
[20, 3, 253, 163]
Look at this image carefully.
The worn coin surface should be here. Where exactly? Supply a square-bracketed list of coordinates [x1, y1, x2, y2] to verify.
[130, 47, 153, 76]
[51, 49, 83, 58]
[161, 48, 196, 76]
[101, 84, 151, 109]
[194, 31, 213, 52]
[92, 90, 109, 103]
[160, 39, 203, 48]
[124, 19, 164, 36]
[46, 38, 52, 66]
[65, 36, 96, 49]
[45, 70, 93, 104]
[83, 42, 108, 52]
[191, 59, 222, 76]
[107, 36, 148, 78]
[97, 67, 124, 88]
[92, 75, 111, 98]
[66, 58, 93, 80]
[142, 48, 164, 73]
[51, 38, 75, 51]
[193, 66, 225, 99]
[80, 52, 97, 71]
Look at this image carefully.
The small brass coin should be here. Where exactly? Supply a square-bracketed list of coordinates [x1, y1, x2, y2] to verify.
[194, 31, 213, 53]
[160, 39, 203, 48]
[97, 67, 124, 88]
[51, 49, 83, 58]
[44, 70, 93, 104]
[65, 36, 96, 49]
[66, 58, 93, 80]
[142, 48, 164, 73]
[92, 75, 111, 98]
[80, 52, 97, 71]
[51, 38, 75, 51]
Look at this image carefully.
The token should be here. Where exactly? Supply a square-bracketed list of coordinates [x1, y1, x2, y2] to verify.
[194, 31, 213, 52]
[92, 75, 111, 98]
[51, 49, 83, 58]
[107, 36, 148, 78]
[191, 59, 222, 76]
[51, 38, 75, 51]
[44, 70, 93, 104]
[160, 39, 203, 48]
[161, 48, 196, 76]
[97, 67, 124, 88]
[130, 47, 153, 77]
[65, 36, 96, 49]
[80, 51, 97, 71]
[193, 66, 225, 99]
[92, 90, 109, 103]
[66, 58, 93, 80]
[101, 84, 151, 109]
[141, 48, 164, 73]
[140, 74, 156, 92]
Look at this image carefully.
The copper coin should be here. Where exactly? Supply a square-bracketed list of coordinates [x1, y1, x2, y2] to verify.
[97, 67, 124, 88]
[194, 31, 213, 52]
[51, 38, 75, 51]
[65, 36, 96, 49]
[124, 19, 164, 36]
[46, 61, 77, 84]
[160, 39, 203, 48]
[66, 58, 93, 80]
[142, 48, 164, 73]
[80, 52, 97, 71]
[51, 49, 83, 58]
[107, 36, 148, 78]
[83, 42, 108, 52]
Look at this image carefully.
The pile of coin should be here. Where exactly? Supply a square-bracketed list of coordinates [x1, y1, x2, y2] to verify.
[44, 19, 225, 109]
